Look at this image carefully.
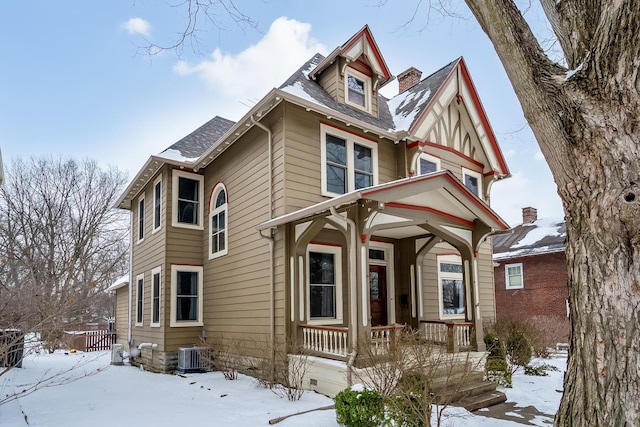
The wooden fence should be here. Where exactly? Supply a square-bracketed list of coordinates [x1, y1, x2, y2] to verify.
[64, 330, 116, 352]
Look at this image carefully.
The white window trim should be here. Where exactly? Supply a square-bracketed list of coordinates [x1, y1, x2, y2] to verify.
[152, 174, 162, 234]
[135, 273, 144, 326]
[137, 194, 145, 244]
[462, 167, 483, 199]
[170, 265, 204, 327]
[208, 183, 229, 260]
[344, 67, 372, 113]
[150, 266, 162, 327]
[307, 244, 343, 325]
[320, 124, 378, 197]
[171, 170, 204, 230]
[417, 152, 441, 175]
[437, 254, 465, 320]
[505, 263, 524, 289]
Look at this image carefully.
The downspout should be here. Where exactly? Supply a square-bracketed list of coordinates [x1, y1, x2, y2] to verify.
[252, 115, 275, 380]
[127, 211, 134, 347]
[329, 206, 358, 382]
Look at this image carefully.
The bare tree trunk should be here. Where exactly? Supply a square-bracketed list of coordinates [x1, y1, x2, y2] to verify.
[464, 1, 640, 425]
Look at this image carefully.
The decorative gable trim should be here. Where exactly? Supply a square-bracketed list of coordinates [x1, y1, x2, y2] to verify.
[407, 58, 509, 178]
[309, 25, 393, 89]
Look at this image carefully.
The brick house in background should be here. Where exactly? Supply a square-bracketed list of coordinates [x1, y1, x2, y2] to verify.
[492, 207, 569, 343]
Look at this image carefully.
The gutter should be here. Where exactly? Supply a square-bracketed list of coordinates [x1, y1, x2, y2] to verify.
[127, 212, 133, 347]
[252, 115, 276, 383]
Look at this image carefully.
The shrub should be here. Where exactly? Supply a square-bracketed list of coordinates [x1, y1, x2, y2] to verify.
[506, 329, 532, 368]
[484, 332, 505, 359]
[485, 357, 512, 387]
[335, 387, 384, 427]
[524, 363, 559, 376]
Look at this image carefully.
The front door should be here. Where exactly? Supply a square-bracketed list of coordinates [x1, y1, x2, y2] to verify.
[369, 265, 388, 326]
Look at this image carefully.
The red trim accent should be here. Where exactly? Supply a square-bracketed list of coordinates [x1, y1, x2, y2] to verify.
[436, 253, 462, 258]
[458, 59, 509, 175]
[385, 202, 475, 227]
[409, 61, 458, 135]
[351, 61, 373, 77]
[320, 121, 378, 144]
[340, 27, 391, 79]
[408, 140, 484, 170]
[171, 263, 203, 267]
[362, 172, 508, 230]
[361, 234, 368, 244]
[309, 241, 343, 248]
[474, 250, 478, 258]
[483, 171, 499, 178]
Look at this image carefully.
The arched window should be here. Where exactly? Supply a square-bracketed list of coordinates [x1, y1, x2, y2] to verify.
[209, 183, 228, 259]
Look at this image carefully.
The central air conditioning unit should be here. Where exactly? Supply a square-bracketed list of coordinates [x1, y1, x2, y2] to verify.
[177, 347, 211, 373]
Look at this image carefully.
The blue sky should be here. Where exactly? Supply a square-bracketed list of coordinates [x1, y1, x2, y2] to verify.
[0, 1, 563, 226]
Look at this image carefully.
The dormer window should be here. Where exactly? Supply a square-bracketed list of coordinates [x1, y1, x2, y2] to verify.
[345, 68, 371, 113]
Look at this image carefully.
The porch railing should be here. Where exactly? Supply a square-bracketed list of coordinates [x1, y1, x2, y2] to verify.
[370, 324, 406, 352]
[420, 320, 473, 352]
[300, 325, 348, 357]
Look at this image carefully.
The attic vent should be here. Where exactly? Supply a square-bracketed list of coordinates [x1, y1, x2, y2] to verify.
[398, 67, 422, 93]
[177, 347, 211, 373]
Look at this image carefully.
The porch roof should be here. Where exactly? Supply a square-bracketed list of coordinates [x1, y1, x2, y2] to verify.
[257, 170, 509, 236]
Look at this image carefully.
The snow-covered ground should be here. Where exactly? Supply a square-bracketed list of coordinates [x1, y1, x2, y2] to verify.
[0, 351, 566, 426]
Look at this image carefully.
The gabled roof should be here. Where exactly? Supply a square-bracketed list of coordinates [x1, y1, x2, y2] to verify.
[493, 218, 566, 260]
[157, 116, 235, 162]
[116, 27, 510, 209]
[308, 25, 393, 88]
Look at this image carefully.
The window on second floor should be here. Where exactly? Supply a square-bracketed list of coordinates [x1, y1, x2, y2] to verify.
[153, 175, 162, 233]
[151, 266, 161, 326]
[321, 124, 378, 196]
[505, 263, 524, 289]
[172, 170, 204, 229]
[418, 153, 441, 175]
[209, 183, 228, 260]
[137, 195, 145, 243]
[462, 168, 483, 199]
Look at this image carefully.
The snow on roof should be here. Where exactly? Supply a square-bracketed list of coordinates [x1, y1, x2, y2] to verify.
[512, 217, 565, 248]
[106, 274, 129, 292]
[280, 81, 323, 105]
[387, 87, 432, 131]
[156, 148, 199, 163]
[493, 216, 566, 260]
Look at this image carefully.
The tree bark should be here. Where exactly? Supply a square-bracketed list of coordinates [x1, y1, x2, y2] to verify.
[464, 1, 640, 425]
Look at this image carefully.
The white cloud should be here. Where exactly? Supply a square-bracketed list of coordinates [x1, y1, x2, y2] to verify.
[122, 18, 151, 37]
[534, 150, 545, 160]
[173, 17, 327, 100]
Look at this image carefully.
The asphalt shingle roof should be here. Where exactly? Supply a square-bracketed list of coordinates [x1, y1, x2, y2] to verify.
[493, 218, 566, 260]
[159, 115, 235, 160]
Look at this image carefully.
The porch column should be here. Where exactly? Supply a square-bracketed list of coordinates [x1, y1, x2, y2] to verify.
[462, 249, 485, 352]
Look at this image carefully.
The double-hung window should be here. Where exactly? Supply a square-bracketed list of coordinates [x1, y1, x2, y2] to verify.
[151, 267, 161, 326]
[172, 171, 204, 229]
[321, 124, 378, 196]
[344, 68, 371, 113]
[137, 195, 145, 242]
[209, 183, 228, 260]
[153, 175, 162, 232]
[462, 168, 482, 199]
[307, 244, 343, 324]
[170, 265, 203, 327]
[135, 274, 144, 326]
[505, 263, 524, 289]
[437, 254, 465, 318]
[418, 153, 440, 175]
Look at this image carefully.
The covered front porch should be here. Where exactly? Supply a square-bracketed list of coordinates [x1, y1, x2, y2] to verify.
[258, 171, 508, 364]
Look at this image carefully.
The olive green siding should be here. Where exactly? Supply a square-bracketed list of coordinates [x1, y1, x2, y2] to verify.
[114, 286, 129, 350]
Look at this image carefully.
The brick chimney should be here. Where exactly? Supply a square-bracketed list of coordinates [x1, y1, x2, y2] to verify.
[398, 67, 422, 93]
[522, 207, 538, 224]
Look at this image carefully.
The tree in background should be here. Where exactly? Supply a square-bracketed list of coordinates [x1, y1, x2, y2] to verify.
[0, 157, 128, 353]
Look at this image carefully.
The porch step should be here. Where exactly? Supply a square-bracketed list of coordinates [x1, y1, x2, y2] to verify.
[433, 379, 497, 405]
[456, 390, 507, 412]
